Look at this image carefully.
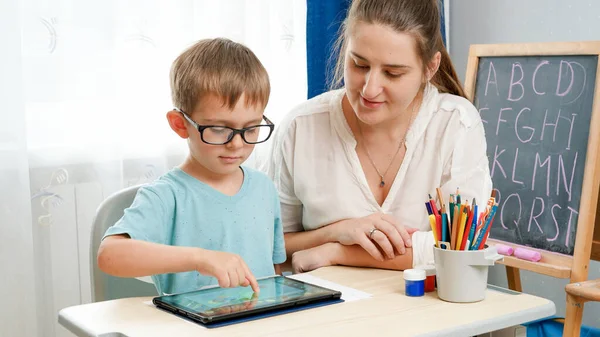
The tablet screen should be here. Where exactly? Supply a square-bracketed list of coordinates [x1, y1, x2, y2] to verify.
[156, 276, 339, 318]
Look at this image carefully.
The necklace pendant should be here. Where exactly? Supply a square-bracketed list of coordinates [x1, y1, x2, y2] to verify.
[379, 180, 385, 188]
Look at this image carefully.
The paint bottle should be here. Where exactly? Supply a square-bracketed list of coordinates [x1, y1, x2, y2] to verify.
[404, 269, 426, 297]
[415, 265, 436, 292]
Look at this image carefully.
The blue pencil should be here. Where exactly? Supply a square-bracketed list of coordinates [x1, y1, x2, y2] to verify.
[442, 212, 448, 242]
[472, 205, 498, 250]
[467, 204, 478, 250]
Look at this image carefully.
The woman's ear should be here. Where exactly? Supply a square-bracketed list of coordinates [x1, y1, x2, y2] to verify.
[426, 51, 442, 81]
[166, 110, 190, 139]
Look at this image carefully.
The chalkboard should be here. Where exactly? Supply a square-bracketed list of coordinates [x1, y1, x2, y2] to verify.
[473, 55, 598, 255]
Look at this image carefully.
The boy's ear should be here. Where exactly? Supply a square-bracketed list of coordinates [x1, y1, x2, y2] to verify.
[166, 110, 190, 139]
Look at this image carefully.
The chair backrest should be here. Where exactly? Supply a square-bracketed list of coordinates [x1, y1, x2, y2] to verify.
[90, 184, 157, 302]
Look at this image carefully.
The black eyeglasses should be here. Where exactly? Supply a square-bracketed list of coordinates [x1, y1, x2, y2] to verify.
[175, 108, 275, 145]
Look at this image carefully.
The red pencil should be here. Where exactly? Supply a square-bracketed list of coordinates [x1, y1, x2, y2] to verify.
[460, 207, 474, 250]
[435, 213, 442, 241]
[428, 194, 438, 216]
[477, 208, 497, 250]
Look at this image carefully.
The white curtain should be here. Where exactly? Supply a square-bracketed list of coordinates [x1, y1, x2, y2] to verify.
[1, 1, 307, 336]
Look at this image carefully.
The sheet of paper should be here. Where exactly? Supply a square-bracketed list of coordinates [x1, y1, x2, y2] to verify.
[287, 273, 372, 302]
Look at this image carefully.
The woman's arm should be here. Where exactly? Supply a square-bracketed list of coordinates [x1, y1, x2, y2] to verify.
[291, 242, 413, 273]
[285, 213, 417, 262]
[331, 244, 413, 270]
[283, 223, 337, 257]
[291, 230, 433, 273]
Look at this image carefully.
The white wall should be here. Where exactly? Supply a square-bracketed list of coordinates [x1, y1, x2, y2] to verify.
[448, 0, 600, 329]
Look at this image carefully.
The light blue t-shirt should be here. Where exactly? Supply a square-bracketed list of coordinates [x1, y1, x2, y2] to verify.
[103, 166, 287, 295]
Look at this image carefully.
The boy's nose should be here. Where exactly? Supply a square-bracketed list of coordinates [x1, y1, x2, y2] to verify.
[226, 133, 245, 148]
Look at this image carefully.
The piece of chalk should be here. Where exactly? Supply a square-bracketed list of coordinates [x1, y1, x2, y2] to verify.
[514, 248, 541, 262]
[496, 244, 514, 256]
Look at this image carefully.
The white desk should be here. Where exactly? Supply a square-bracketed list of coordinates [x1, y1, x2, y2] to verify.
[59, 266, 555, 337]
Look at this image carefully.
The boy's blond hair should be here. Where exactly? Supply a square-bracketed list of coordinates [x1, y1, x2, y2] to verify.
[170, 38, 270, 114]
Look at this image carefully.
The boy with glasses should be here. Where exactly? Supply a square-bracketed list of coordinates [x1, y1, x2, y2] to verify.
[98, 38, 284, 296]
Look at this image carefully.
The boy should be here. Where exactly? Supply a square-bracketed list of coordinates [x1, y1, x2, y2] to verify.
[97, 38, 285, 295]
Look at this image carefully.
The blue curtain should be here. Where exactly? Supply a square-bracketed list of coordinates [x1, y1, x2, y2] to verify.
[439, 0, 447, 47]
[306, 0, 350, 99]
[306, 0, 447, 99]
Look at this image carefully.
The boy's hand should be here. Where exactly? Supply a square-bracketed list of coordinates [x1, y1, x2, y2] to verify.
[195, 250, 260, 294]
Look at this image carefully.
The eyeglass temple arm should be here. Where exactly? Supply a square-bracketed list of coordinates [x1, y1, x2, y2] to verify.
[263, 115, 274, 125]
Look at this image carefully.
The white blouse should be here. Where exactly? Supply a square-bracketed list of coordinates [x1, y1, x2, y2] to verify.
[262, 84, 493, 237]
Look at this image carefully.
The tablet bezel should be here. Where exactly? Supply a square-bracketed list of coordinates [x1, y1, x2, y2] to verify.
[152, 275, 342, 324]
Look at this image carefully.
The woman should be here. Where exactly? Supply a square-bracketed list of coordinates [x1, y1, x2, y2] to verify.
[264, 0, 492, 273]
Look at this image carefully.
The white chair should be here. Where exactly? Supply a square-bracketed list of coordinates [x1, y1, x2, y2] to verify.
[90, 184, 157, 302]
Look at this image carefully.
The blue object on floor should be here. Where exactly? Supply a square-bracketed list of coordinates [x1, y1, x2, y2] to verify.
[524, 317, 600, 337]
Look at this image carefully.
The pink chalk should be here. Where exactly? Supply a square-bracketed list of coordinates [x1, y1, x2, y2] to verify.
[496, 244, 514, 256]
[514, 248, 542, 262]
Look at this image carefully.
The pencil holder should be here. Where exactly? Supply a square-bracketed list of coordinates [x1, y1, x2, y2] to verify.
[433, 245, 503, 303]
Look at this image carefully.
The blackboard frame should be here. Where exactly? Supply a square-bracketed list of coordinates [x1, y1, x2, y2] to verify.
[464, 41, 600, 335]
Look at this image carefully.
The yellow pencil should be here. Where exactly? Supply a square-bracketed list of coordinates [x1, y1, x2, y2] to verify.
[428, 214, 439, 248]
[451, 204, 459, 250]
[456, 206, 468, 250]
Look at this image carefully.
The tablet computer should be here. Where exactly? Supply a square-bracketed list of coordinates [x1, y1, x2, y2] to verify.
[152, 276, 342, 325]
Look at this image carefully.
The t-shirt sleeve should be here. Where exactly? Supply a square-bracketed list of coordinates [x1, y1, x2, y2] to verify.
[271, 187, 287, 264]
[103, 186, 171, 244]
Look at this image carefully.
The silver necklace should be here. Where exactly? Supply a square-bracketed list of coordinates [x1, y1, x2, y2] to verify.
[356, 101, 419, 188]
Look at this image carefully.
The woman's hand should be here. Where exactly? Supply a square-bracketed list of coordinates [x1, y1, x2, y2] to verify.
[329, 213, 418, 261]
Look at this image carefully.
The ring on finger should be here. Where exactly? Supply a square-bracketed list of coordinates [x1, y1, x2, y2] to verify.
[369, 227, 380, 240]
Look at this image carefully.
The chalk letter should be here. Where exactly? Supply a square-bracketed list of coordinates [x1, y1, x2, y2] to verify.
[511, 148, 524, 185]
[561, 113, 577, 150]
[492, 145, 507, 179]
[532, 153, 551, 196]
[557, 152, 578, 202]
[528, 197, 545, 234]
[479, 107, 489, 124]
[540, 109, 560, 142]
[485, 62, 500, 97]
[515, 107, 535, 143]
[564, 62, 587, 105]
[496, 108, 511, 135]
[556, 60, 575, 97]
[565, 206, 579, 247]
[532, 60, 549, 95]
[508, 63, 525, 101]
[500, 193, 522, 230]
[548, 204, 561, 242]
